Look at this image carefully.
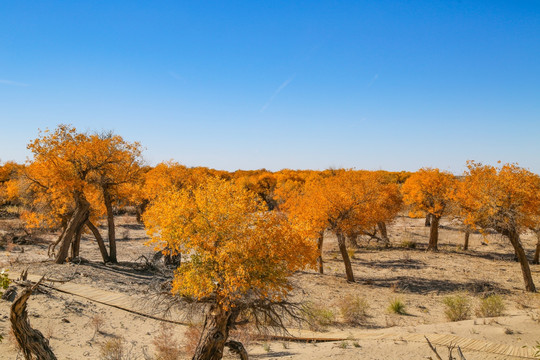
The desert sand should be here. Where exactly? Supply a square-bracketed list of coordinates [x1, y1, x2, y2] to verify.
[2, 214, 540, 359]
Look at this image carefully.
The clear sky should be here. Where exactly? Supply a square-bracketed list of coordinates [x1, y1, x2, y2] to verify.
[1, 1, 539, 173]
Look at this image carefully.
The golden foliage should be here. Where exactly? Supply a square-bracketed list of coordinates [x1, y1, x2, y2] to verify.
[144, 178, 317, 309]
[401, 168, 455, 218]
[454, 161, 540, 233]
[21, 124, 143, 229]
[283, 169, 402, 238]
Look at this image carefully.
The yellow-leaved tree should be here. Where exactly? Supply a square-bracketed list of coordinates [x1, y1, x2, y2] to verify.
[454, 161, 540, 292]
[401, 168, 456, 251]
[283, 170, 399, 282]
[144, 178, 317, 359]
[24, 125, 143, 264]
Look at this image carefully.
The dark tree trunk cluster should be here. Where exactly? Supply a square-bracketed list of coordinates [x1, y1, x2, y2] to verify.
[54, 191, 112, 264]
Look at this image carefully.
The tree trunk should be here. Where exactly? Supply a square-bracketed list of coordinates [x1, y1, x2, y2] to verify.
[70, 226, 83, 259]
[136, 200, 149, 223]
[427, 215, 439, 251]
[317, 232, 324, 274]
[463, 229, 470, 251]
[10, 279, 57, 360]
[103, 186, 117, 263]
[164, 253, 181, 266]
[533, 231, 540, 265]
[86, 220, 110, 263]
[192, 305, 235, 360]
[506, 229, 536, 292]
[425, 213, 431, 227]
[55, 193, 90, 264]
[336, 231, 355, 282]
[378, 222, 390, 247]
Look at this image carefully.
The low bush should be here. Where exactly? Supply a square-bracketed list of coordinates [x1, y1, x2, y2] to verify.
[443, 295, 471, 321]
[338, 295, 369, 325]
[476, 295, 505, 318]
[153, 324, 183, 360]
[399, 240, 416, 249]
[303, 302, 335, 330]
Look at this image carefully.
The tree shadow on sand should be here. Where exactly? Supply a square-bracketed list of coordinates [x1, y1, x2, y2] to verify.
[360, 276, 510, 296]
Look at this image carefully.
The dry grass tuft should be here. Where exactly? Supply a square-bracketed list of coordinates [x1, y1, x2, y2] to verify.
[337, 295, 369, 325]
[152, 324, 183, 360]
[182, 324, 202, 357]
[303, 302, 336, 331]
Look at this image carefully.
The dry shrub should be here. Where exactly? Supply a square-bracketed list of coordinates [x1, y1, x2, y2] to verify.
[399, 240, 416, 249]
[99, 337, 137, 360]
[476, 295, 505, 318]
[153, 324, 183, 360]
[89, 314, 105, 336]
[183, 324, 202, 357]
[338, 295, 369, 325]
[303, 302, 335, 331]
[443, 295, 471, 322]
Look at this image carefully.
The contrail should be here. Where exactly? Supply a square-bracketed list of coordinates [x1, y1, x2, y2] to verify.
[260, 74, 296, 113]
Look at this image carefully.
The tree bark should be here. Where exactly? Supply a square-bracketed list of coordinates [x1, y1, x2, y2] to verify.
[506, 229, 536, 292]
[336, 231, 355, 282]
[192, 305, 235, 360]
[533, 230, 540, 265]
[164, 253, 181, 266]
[70, 226, 83, 259]
[103, 186, 117, 263]
[10, 279, 57, 360]
[317, 232, 324, 274]
[463, 229, 470, 251]
[86, 220, 110, 263]
[427, 215, 439, 251]
[136, 199, 149, 223]
[55, 193, 90, 264]
[425, 213, 431, 227]
[378, 222, 390, 247]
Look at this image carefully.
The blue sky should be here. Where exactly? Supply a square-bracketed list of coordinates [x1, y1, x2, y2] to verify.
[1, 1, 539, 173]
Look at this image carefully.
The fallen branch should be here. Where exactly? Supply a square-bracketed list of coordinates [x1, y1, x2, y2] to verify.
[10, 276, 57, 360]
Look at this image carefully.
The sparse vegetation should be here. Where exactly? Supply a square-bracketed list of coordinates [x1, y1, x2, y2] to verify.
[99, 337, 136, 360]
[0, 269, 9, 295]
[443, 295, 471, 321]
[89, 313, 105, 337]
[338, 295, 369, 325]
[476, 295, 505, 318]
[152, 324, 183, 360]
[387, 298, 406, 315]
[303, 302, 336, 330]
[399, 240, 417, 249]
[182, 324, 202, 357]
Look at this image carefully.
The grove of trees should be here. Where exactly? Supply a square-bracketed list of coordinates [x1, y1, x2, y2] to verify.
[3, 124, 540, 359]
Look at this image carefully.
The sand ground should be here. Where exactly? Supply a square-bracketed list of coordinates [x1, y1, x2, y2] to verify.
[2, 214, 540, 359]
